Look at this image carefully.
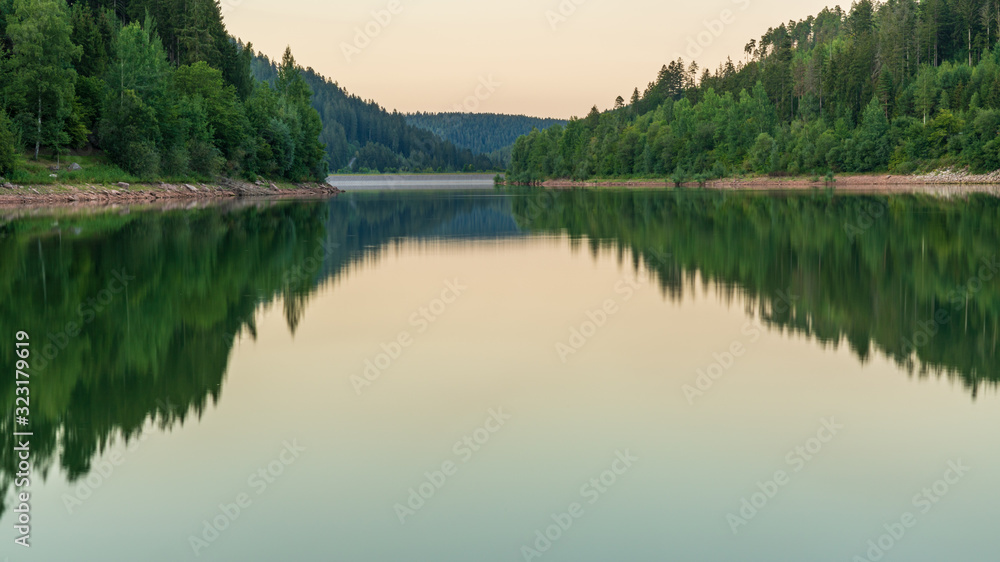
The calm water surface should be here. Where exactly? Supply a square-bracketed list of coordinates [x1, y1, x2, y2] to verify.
[1, 188, 998, 561]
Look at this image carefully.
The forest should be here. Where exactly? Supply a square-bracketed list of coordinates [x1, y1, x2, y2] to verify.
[253, 57, 497, 174]
[0, 0, 330, 182]
[508, 0, 1000, 184]
[405, 112, 566, 167]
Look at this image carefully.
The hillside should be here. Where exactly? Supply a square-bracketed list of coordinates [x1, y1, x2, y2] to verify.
[252, 58, 496, 174]
[508, 0, 1000, 183]
[0, 0, 326, 182]
[405, 112, 566, 156]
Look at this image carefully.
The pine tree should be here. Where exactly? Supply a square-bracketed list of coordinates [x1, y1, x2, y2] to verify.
[100, 19, 169, 176]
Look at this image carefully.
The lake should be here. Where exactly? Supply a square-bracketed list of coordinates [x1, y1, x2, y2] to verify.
[1, 188, 997, 561]
[326, 174, 497, 190]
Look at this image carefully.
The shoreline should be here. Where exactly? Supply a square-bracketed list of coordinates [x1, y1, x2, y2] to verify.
[537, 169, 1000, 192]
[0, 179, 343, 207]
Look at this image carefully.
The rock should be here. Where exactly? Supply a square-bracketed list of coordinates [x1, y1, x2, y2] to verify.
[2, 183, 13, 189]
[185, 184, 199, 192]
[68, 162, 83, 171]
[49, 174, 58, 178]
[116, 182, 130, 189]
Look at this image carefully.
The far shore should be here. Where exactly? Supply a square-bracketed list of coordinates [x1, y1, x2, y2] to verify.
[534, 169, 1000, 192]
[0, 179, 341, 207]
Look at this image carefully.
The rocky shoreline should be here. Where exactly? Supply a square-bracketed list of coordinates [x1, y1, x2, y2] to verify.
[0, 178, 343, 207]
[539, 168, 1000, 191]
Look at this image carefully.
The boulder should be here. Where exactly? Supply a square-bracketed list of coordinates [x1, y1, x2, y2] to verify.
[116, 182, 130, 189]
[68, 162, 83, 171]
[185, 184, 199, 192]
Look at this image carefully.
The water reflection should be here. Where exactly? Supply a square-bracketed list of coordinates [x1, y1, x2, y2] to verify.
[509, 189, 999, 395]
[0, 189, 997, 524]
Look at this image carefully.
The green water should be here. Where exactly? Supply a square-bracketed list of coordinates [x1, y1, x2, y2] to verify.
[0, 189, 997, 561]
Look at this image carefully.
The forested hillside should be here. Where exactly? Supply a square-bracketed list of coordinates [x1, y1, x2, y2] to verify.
[508, 0, 1000, 183]
[253, 58, 496, 174]
[406, 112, 566, 156]
[0, 0, 327, 181]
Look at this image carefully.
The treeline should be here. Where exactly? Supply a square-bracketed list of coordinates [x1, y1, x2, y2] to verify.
[0, 0, 326, 181]
[405, 112, 567, 165]
[508, 0, 1000, 183]
[252, 58, 496, 174]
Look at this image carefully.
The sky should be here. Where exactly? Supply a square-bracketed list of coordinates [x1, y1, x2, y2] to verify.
[222, 0, 838, 120]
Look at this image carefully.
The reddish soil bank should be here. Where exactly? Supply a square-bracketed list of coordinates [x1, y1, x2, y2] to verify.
[0, 179, 343, 207]
[540, 169, 1000, 193]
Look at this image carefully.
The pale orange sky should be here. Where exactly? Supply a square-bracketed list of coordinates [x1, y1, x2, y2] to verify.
[223, 0, 838, 119]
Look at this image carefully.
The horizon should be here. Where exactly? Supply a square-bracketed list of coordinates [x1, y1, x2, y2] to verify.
[223, 0, 837, 120]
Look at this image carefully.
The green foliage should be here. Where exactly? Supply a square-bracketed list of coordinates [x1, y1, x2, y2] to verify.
[0, 0, 326, 182]
[750, 133, 777, 173]
[851, 97, 890, 171]
[0, 110, 17, 176]
[99, 21, 168, 177]
[508, 0, 1000, 181]
[9, 152, 137, 184]
[253, 55, 495, 174]
[405, 112, 567, 162]
[4, 0, 81, 159]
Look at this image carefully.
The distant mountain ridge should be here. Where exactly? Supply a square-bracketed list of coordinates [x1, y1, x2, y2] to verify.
[405, 112, 567, 156]
[252, 56, 495, 173]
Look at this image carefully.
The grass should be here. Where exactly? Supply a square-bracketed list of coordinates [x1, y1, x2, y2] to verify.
[3, 149, 216, 186]
[4, 150, 135, 185]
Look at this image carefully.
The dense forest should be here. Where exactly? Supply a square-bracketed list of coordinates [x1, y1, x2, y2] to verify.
[405, 112, 567, 166]
[508, 0, 1000, 183]
[253, 57, 497, 174]
[0, 0, 328, 182]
